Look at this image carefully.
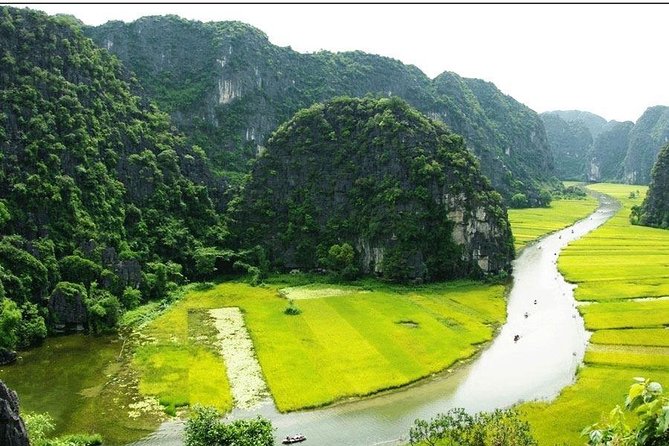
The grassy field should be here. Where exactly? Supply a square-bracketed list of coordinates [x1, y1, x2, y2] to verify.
[508, 196, 598, 251]
[521, 183, 669, 445]
[133, 295, 232, 415]
[137, 280, 506, 412]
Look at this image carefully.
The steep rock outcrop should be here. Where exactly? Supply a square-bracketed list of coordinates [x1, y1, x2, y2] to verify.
[0, 381, 29, 446]
[234, 97, 514, 281]
[540, 112, 593, 180]
[624, 106, 669, 184]
[85, 16, 558, 204]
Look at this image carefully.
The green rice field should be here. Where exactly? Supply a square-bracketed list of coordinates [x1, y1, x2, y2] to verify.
[522, 183, 669, 445]
[508, 195, 598, 251]
[141, 280, 506, 412]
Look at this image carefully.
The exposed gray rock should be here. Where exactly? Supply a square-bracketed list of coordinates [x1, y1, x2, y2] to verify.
[115, 259, 142, 289]
[48, 282, 88, 330]
[0, 350, 17, 366]
[0, 380, 29, 446]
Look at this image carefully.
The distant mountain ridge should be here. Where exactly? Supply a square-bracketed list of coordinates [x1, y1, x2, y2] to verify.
[85, 15, 558, 205]
[541, 107, 669, 184]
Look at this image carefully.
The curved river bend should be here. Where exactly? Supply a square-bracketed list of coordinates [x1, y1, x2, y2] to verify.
[133, 194, 619, 446]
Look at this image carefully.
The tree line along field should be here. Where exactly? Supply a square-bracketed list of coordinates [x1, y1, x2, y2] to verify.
[521, 183, 669, 445]
[0, 190, 620, 444]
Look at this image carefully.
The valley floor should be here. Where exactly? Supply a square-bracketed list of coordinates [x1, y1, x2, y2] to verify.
[0, 191, 606, 445]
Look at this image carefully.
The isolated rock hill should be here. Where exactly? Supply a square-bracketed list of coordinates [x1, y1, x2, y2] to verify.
[85, 15, 558, 205]
[234, 97, 514, 282]
[631, 143, 669, 228]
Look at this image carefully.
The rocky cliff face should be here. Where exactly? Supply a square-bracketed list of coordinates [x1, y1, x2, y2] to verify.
[0, 381, 29, 446]
[624, 106, 669, 184]
[234, 97, 514, 282]
[540, 112, 593, 180]
[631, 143, 669, 228]
[541, 106, 669, 185]
[85, 16, 557, 204]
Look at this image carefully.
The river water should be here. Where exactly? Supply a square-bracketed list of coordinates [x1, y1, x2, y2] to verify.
[133, 194, 619, 446]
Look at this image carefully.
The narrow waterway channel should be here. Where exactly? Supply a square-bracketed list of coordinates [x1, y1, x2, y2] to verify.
[132, 193, 619, 446]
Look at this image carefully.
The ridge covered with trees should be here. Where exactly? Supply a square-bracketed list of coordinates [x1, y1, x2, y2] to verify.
[85, 15, 558, 206]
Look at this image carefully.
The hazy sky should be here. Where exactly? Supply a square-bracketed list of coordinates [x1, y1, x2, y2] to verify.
[11, 3, 669, 122]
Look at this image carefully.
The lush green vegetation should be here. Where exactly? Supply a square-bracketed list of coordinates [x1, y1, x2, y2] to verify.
[521, 183, 669, 445]
[234, 96, 514, 281]
[185, 406, 273, 446]
[135, 279, 506, 412]
[508, 195, 598, 250]
[25, 412, 102, 446]
[409, 408, 536, 446]
[583, 378, 669, 446]
[0, 7, 229, 351]
[631, 143, 669, 228]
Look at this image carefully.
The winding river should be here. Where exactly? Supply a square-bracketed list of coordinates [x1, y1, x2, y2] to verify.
[133, 193, 619, 446]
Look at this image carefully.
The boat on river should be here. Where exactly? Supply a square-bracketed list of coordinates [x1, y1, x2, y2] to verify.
[282, 434, 306, 444]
